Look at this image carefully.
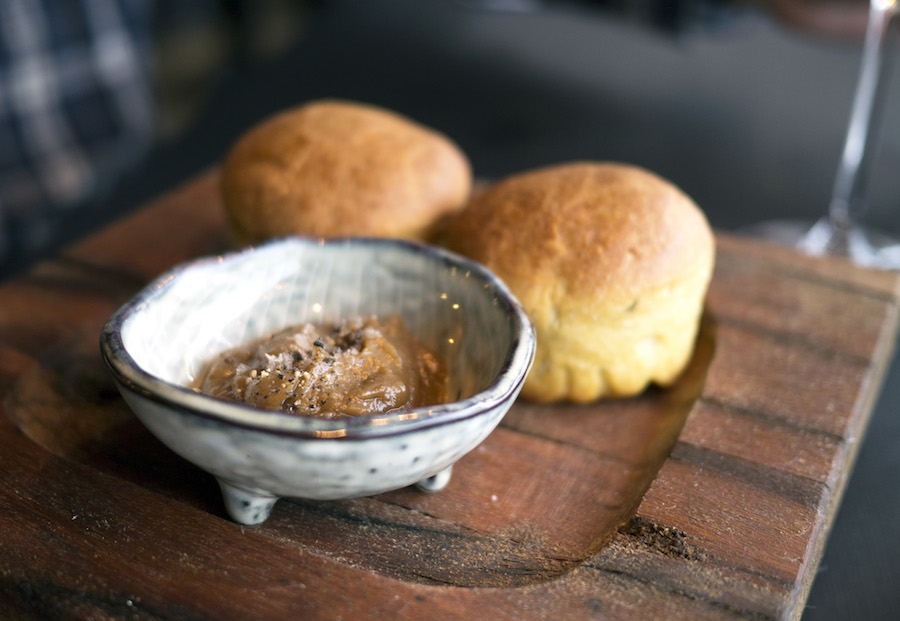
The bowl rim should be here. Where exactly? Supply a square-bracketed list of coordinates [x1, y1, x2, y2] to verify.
[100, 236, 535, 439]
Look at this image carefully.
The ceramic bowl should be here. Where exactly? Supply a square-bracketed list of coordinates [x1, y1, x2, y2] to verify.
[100, 236, 535, 525]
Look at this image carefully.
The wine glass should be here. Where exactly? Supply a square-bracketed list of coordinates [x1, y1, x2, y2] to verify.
[747, 0, 900, 269]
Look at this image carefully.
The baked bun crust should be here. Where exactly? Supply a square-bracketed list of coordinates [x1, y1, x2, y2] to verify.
[435, 162, 714, 403]
[221, 99, 472, 245]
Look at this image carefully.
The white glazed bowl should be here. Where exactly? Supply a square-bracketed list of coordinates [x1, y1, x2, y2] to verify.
[100, 236, 535, 525]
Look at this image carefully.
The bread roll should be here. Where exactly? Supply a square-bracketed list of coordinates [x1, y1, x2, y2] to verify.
[221, 99, 472, 245]
[435, 162, 714, 403]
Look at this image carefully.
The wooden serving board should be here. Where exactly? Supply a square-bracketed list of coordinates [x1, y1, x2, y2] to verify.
[1, 170, 898, 620]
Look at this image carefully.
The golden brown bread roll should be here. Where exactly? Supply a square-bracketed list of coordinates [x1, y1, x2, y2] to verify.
[434, 161, 715, 403]
[221, 99, 472, 245]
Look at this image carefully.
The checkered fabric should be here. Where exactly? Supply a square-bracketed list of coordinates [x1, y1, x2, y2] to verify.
[0, 0, 154, 267]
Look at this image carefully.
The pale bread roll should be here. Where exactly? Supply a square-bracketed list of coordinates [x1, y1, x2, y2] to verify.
[221, 99, 472, 245]
[435, 162, 715, 403]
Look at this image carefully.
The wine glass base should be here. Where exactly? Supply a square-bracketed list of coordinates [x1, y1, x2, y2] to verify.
[741, 219, 900, 270]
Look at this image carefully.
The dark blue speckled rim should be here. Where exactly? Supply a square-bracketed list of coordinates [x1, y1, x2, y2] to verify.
[99, 236, 536, 440]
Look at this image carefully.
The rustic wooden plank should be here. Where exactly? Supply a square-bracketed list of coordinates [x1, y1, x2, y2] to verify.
[63, 169, 228, 281]
[637, 444, 824, 585]
[0, 416, 756, 621]
[678, 400, 840, 484]
[0, 261, 130, 355]
[1, 172, 898, 620]
[703, 322, 870, 437]
[708, 241, 899, 362]
[629, 239, 900, 621]
[7, 317, 707, 589]
[588, 523, 791, 618]
[715, 234, 900, 299]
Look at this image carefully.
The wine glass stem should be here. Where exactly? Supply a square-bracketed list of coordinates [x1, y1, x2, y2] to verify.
[825, 1, 897, 245]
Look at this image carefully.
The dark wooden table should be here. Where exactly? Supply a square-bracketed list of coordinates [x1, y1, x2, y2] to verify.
[2, 171, 898, 620]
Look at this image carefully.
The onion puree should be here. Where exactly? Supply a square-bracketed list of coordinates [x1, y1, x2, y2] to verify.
[191, 316, 449, 418]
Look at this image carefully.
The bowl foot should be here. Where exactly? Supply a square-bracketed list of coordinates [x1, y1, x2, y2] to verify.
[415, 465, 453, 492]
[217, 478, 279, 525]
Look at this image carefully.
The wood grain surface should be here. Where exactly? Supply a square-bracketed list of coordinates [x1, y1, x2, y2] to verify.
[1, 170, 898, 620]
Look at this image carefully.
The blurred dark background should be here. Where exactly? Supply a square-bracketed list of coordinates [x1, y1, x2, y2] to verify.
[2, 0, 899, 618]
